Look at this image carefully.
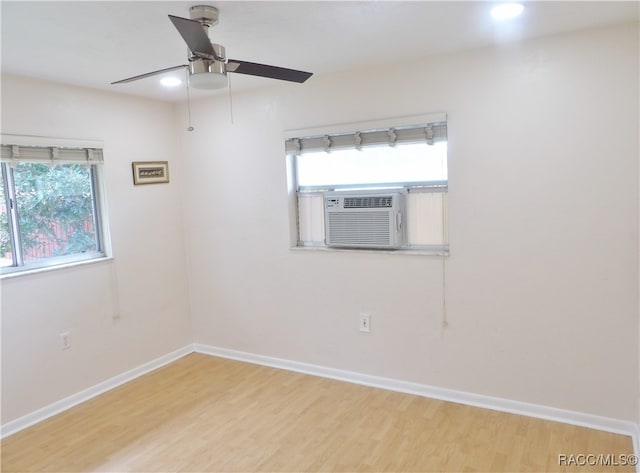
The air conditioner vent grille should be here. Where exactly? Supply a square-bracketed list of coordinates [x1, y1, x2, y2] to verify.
[343, 196, 393, 209]
[327, 212, 391, 245]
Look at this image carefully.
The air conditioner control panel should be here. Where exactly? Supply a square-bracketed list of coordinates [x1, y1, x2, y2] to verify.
[326, 197, 341, 209]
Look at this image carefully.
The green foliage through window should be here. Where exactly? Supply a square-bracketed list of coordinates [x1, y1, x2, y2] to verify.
[1, 161, 104, 271]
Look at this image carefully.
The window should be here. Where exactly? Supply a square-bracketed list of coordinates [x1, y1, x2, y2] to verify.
[0, 139, 108, 274]
[286, 114, 448, 252]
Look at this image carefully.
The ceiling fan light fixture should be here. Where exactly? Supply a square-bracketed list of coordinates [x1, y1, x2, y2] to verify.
[189, 59, 227, 90]
[188, 57, 227, 89]
[189, 71, 228, 89]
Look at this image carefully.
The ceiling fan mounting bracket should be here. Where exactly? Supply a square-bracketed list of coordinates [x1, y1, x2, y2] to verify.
[189, 5, 219, 27]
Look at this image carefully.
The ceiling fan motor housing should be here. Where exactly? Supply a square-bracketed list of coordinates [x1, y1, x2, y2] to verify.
[187, 6, 228, 89]
[189, 5, 219, 27]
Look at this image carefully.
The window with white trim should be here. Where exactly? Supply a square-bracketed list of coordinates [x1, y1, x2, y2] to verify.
[286, 115, 448, 253]
[0, 139, 109, 274]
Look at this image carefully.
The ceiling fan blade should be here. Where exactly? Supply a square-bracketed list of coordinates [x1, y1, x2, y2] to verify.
[168, 15, 218, 60]
[111, 65, 188, 85]
[227, 60, 312, 83]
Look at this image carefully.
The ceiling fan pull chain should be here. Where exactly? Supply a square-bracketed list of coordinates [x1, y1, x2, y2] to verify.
[228, 73, 234, 125]
[186, 68, 194, 131]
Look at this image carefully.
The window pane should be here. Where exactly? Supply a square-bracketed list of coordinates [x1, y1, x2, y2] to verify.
[296, 142, 447, 188]
[0, 166, 13, 267]
[13, 163, 98, 263]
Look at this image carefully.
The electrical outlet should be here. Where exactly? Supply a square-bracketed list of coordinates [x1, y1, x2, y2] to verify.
[359, 313, 370, 333]
[60, 331, 71, 350]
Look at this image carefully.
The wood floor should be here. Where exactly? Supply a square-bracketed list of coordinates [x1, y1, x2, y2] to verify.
[1, 353, 635, 472]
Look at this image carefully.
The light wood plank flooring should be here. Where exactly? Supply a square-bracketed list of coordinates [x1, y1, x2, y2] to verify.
[1, 353, 635, 472]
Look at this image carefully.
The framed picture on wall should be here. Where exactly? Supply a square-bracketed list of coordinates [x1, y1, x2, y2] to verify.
[132, 161, 169, 185]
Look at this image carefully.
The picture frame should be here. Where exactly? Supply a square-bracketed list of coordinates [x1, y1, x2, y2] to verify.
[132, 161, 169, 185]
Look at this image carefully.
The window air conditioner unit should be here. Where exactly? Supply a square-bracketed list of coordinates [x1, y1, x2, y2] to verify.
[324, 190, 407, 249]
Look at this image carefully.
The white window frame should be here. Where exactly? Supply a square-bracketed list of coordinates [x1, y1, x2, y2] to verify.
[0, 134, 111, 276]
[285, 113, 449, 255]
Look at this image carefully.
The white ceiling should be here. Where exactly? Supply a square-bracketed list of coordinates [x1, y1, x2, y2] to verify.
[1, 1, 638, 102]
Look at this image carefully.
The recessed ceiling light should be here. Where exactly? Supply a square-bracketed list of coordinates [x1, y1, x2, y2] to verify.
[491, 3, 524, 21]
[160, 77, 182, 87]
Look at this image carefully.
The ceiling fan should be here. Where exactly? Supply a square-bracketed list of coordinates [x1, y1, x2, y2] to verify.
[112, 5, 313, 89]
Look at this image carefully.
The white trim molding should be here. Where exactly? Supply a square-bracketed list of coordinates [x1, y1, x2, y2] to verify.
[0, 345, 193, 439]
[195, 344, 639, 442]
[3, 340, 638, 468]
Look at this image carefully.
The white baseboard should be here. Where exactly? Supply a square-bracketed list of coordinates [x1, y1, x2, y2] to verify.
[0, 344, 194, 439]
[3, 340, 638, 469]
[195, 343, 639, 442]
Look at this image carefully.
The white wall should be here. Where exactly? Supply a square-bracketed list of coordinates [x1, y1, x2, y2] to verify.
[0, 76, 192, 423]
[180, 23, 639, 422]
[1, 22, 637, 429]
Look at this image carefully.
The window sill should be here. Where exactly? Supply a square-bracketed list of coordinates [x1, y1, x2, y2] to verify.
[290, 246, 449, 257]
[0, 255, 113, 280]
